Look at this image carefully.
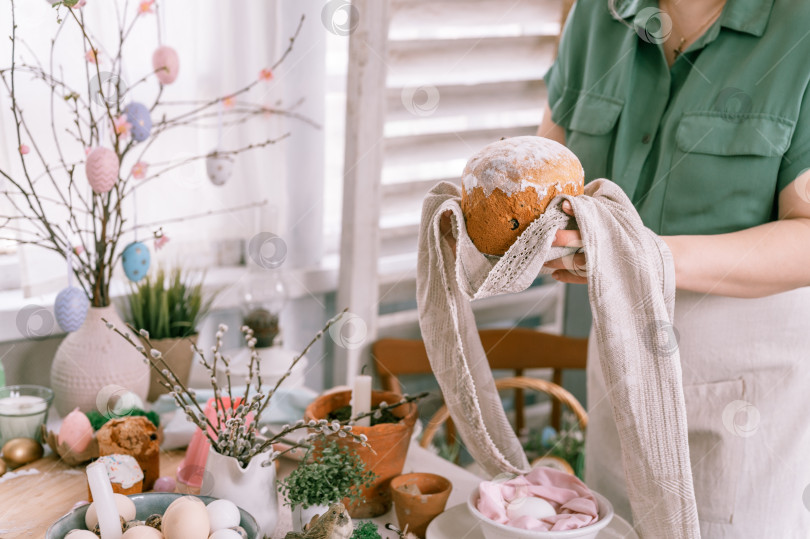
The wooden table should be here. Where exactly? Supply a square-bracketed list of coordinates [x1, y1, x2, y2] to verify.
[0, 445, 483, 538]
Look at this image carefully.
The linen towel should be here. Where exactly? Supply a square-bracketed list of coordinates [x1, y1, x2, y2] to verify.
[416, 179, 700, 538]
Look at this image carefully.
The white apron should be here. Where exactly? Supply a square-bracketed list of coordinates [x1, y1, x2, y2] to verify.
[586, 287, 810, 538]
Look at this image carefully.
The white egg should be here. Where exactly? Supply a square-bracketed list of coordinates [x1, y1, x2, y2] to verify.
[209, 529, 242, 539]
[84, 493, 137, 529]
[66, 531, 98, 539]
[122, 526, 163, 538]
[206, 499, 240, 531]
[506, 496, 557, 521]
[205, 154, 233, 186]
[162, 496, 210, 539]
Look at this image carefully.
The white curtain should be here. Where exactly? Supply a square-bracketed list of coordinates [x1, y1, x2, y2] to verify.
[0, 0, 324, 296]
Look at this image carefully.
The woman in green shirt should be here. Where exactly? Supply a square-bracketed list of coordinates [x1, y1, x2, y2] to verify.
[541, 0, 810, 536]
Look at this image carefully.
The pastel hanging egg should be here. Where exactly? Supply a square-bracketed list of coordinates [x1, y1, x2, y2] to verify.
[57, 407, 94, 452]
[121, 241, 151, 282]
[152, 46, 180, 84]
[54, 286, 89, 332]
[124, 102, 152, 143]
[86, 147, 119, 194]
[206, 152, 233, 186]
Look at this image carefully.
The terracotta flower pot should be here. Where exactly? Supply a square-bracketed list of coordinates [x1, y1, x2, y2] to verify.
[391, 473, 452, 538]
[145, 335, 197, 402]
[304, 389, 417, 518]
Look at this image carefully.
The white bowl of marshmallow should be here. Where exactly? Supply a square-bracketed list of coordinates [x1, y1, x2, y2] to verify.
[466, 467, 613, 539]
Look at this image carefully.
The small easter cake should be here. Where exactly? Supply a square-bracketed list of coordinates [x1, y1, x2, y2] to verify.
[87, 454, 144, 500]
[461, 136, 584, 256]
[97, 416, 160, 490]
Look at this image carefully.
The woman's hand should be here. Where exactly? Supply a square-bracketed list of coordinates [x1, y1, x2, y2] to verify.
[543, 200, 588, 284]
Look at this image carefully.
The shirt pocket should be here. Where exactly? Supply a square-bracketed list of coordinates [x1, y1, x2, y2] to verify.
[552, 89, 623, 181]
[683, 378, 746, 524]
[661, 112, 794, 235]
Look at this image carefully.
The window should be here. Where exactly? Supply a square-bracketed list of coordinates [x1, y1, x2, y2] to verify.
[334, 0, 567, 343]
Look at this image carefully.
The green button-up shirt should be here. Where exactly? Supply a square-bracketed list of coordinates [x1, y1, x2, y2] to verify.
[544, 0, 810, 235]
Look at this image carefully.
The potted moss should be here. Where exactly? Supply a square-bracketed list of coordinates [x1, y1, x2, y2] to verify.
[279, 440, 377, 532]
[304, 390, 419, 518]
[125, 267, 216, 401]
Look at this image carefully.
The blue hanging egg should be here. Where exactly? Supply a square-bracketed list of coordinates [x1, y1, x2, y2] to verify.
[124, 102, 152, 143]
[121, 241, 151, 282]
[54, 286, 89, 332]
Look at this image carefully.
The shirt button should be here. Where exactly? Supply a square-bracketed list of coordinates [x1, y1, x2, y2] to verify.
[641, 133, 652, 144]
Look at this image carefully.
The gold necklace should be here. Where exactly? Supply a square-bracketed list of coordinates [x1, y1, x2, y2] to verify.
[668, 1, 726, 59]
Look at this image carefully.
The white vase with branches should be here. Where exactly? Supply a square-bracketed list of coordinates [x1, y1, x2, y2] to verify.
[0, 1, 313, 415]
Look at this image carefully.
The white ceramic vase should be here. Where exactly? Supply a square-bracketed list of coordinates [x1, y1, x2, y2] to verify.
[50, 305, 150, 417]
[292, 503, 330, 532]
[203, 447, 279, 537]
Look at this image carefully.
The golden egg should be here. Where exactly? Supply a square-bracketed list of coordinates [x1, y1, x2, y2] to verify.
[2, 437, 44, 468]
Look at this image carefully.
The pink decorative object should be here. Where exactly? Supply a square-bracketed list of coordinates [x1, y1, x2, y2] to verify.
[152, 46, 179, 84]
[85, 49, 98, 64]
[19, 144, 29, 155]
[57, 407, 94, 452]
[154, 234, 170, 250]
[85, 147, 119, 194]
[153, 476, 176, 492]
[476, 467, 598, 531]
[138, 0, 155, 14]
[177, 397, 251, 488]
[259, 68, 273, 81]
[114, 115, 132, 137]
[132, 161, 148, 180]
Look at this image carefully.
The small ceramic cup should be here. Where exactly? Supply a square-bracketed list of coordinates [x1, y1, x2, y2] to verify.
[391, 472, 452, 538]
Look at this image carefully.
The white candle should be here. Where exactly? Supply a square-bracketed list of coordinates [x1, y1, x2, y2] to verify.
[0, 395, 48, 444]
[351, 375, 372, 428]
[86, 461, 123, 539]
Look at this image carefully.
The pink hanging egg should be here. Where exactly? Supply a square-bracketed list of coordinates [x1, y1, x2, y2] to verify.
[152, 46, 180, 84]
[85, 147, 119, 193]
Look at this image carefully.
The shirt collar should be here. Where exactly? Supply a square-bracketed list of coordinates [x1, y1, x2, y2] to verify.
[611, 0, 774, 37]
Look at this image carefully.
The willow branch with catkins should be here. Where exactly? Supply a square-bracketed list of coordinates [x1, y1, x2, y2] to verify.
[106, 309, 392, 468]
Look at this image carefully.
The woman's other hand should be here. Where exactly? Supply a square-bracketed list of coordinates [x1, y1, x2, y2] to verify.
[543, 200, 587, 284]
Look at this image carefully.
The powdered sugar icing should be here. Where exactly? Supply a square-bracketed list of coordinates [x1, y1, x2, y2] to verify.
[462, 136, 580, 197]
[96, 454, 143, 489]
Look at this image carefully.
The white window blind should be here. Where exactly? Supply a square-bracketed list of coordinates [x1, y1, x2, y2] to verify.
[380, 0, 561, 265]
[333, 0, 569, 383]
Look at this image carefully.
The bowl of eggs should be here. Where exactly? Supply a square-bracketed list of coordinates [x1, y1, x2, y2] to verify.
[466, 488, 614, 539]
[46, 492, 259, 539]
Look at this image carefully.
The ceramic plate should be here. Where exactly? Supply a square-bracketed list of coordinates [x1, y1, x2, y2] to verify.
[426, 503, 639, 539]
[46, 493, 260, 539]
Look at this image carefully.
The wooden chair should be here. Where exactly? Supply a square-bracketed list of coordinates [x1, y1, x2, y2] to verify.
[372, 328, 588, 446]
[420, 376, 588, 450]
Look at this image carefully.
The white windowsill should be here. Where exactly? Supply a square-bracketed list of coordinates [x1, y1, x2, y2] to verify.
[0, 253, 422, 344]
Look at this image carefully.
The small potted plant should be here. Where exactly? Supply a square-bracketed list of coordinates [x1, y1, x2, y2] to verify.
[125, 267, 217, 401]
[305, 390, 423, 518]
[279, 440, 377, 532]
